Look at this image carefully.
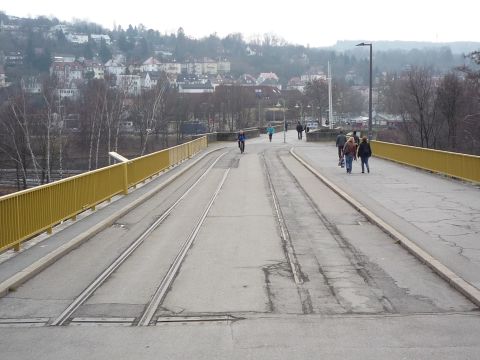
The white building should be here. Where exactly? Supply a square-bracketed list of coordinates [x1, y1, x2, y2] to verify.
[105, 59, 126, 76]
[159, 62, 182, 74]
[57, 87, 80, 99]
[91, 34, 111, 45]
[116, 74, 142, 95]
[83, 60, 105, 79]
[66, 33, 89, 44]
[0, 65, 6, 88]
[217, 60, 231, 74]
[140, 57, 161, 72]
[50, 61, 84, 84]
[256, 72, 279, 85]
[21, 76, 42, 93]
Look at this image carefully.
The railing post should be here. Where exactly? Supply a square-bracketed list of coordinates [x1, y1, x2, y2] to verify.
[123, 162, 129, 195]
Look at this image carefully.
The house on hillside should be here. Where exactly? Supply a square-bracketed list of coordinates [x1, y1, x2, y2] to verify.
[142, 72, 164, 89]
[237, 74, 257, 86]
[178, 81, 214, 94]
[91, 34, 111, 45]
[116, 74, 141, 95]
[83, 60, 105, 79]
[217, 60, 231, 74]
[0, 66, 7, 88]
[5, 51, 24, 66]
[105, 59, 126, 76]
[287, 77, 306, 92]
[159, 62, 182, 75]
[66, 33, 89, 44]
[21, 76, 42, 93]
[256, 72, 280, 89]
[50, 61, 84, 85]
[140, 57, 161, 72]
[53, 54, 76, 63]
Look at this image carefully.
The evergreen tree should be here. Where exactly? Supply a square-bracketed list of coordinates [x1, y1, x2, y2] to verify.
[99, 38, 112, 63]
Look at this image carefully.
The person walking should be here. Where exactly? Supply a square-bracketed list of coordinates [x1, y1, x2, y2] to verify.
[352, 131, 360, 151]
[237, 130, 246, 153]
[343, 137, 357, 174]
[296, 122, 303, 139]
[335, 130, 347, 167]
[266, 124, 275, 142]
[357, 136, 372, 173]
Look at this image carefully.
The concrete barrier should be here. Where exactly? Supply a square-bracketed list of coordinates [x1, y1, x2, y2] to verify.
[306, 128, 340, 142]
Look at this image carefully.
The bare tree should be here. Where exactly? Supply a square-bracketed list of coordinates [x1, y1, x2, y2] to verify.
[399, 66, 438, 148]
[304, 79, 329, 120]
[6, 86, 41, 185]
[435, 72, 465, 150]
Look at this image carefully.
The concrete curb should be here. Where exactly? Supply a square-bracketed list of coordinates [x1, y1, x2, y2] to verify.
[0, 148, 225, 298]
[290, 147, 480, 308]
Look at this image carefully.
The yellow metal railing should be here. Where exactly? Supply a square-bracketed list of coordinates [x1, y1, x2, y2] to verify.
[0, 136, 208, 253]
[371, 140, 480, 183]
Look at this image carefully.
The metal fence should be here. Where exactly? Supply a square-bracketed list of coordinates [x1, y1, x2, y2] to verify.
[371, 141, 480, 183]
[0, 136, 208, 253]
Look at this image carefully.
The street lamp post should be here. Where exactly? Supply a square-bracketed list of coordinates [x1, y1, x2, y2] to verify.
[356, 42, 373, 141]
[295, 103, 303, 127]
[276, 99, 286, 143]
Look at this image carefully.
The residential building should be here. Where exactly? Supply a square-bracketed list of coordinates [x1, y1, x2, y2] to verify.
[140, 57, 161, 72]
[0, 66, 6, 87]
[159, 62, 182, 75]
[66, 33, 89, 44]
[5, 51, 23, 66]
[53, 54, 76, 63]
[50, 61, 84, 85]
[142, 72, 164, 89]
[116, 74, 142, 95]
[105, 59, 126, 76]
[237, 74, 257, 86]
[179, 81, 214, 94]
[287, 77, 306, 92]
[300, 72, 327, 82]
[21, 76, 42, 93]
[91, 34, 111, 45]
[57, 87, 80, 99]
[257, 72, 279, 85]
[83, 60, 105, 79]
[217, 60, 231, 74]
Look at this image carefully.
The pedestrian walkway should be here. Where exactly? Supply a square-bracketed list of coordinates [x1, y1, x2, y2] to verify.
[293, 141, 480, 292]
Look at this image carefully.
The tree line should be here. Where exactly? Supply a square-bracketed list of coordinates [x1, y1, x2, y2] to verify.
[376, 51, 480, 155]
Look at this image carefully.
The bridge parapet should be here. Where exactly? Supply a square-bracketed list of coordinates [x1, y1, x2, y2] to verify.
[0, 136, 208, 253]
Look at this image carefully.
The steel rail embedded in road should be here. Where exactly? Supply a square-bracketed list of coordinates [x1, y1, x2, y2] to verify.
[137, 168, 231, 326]
[290, 147, 480, 308]
[51, 152, 228, 326]
[262, 152, 303, 286]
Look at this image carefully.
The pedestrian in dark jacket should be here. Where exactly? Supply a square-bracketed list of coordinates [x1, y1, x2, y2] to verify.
[296, 122, 303, 139]
[336, 130, 347, 165]
[357, 136, 372, 173]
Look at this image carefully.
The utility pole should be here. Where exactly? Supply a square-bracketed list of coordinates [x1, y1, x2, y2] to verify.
[328, 61, 333, 129]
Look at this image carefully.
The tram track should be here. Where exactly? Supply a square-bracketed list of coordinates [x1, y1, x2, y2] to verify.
[261, 147, 453, 315]
[51, 151, 230, 326]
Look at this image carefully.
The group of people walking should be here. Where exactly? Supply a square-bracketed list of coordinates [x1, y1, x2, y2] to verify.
[336, 130, 372, 174]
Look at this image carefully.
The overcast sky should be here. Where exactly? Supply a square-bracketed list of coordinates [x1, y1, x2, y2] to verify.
[2, 0, 478, 47]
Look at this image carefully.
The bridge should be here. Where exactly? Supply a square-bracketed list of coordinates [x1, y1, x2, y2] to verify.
[0, 130, 479, 359]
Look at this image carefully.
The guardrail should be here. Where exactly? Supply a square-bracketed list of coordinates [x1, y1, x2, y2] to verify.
[0, 136, 208, 253]
[371, 140, 480, 184]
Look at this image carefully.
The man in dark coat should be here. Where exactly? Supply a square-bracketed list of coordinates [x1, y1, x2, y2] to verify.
[296, 122, 303, 139]
[335, 130, 347, 166]
[357, 136, 372, 173]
